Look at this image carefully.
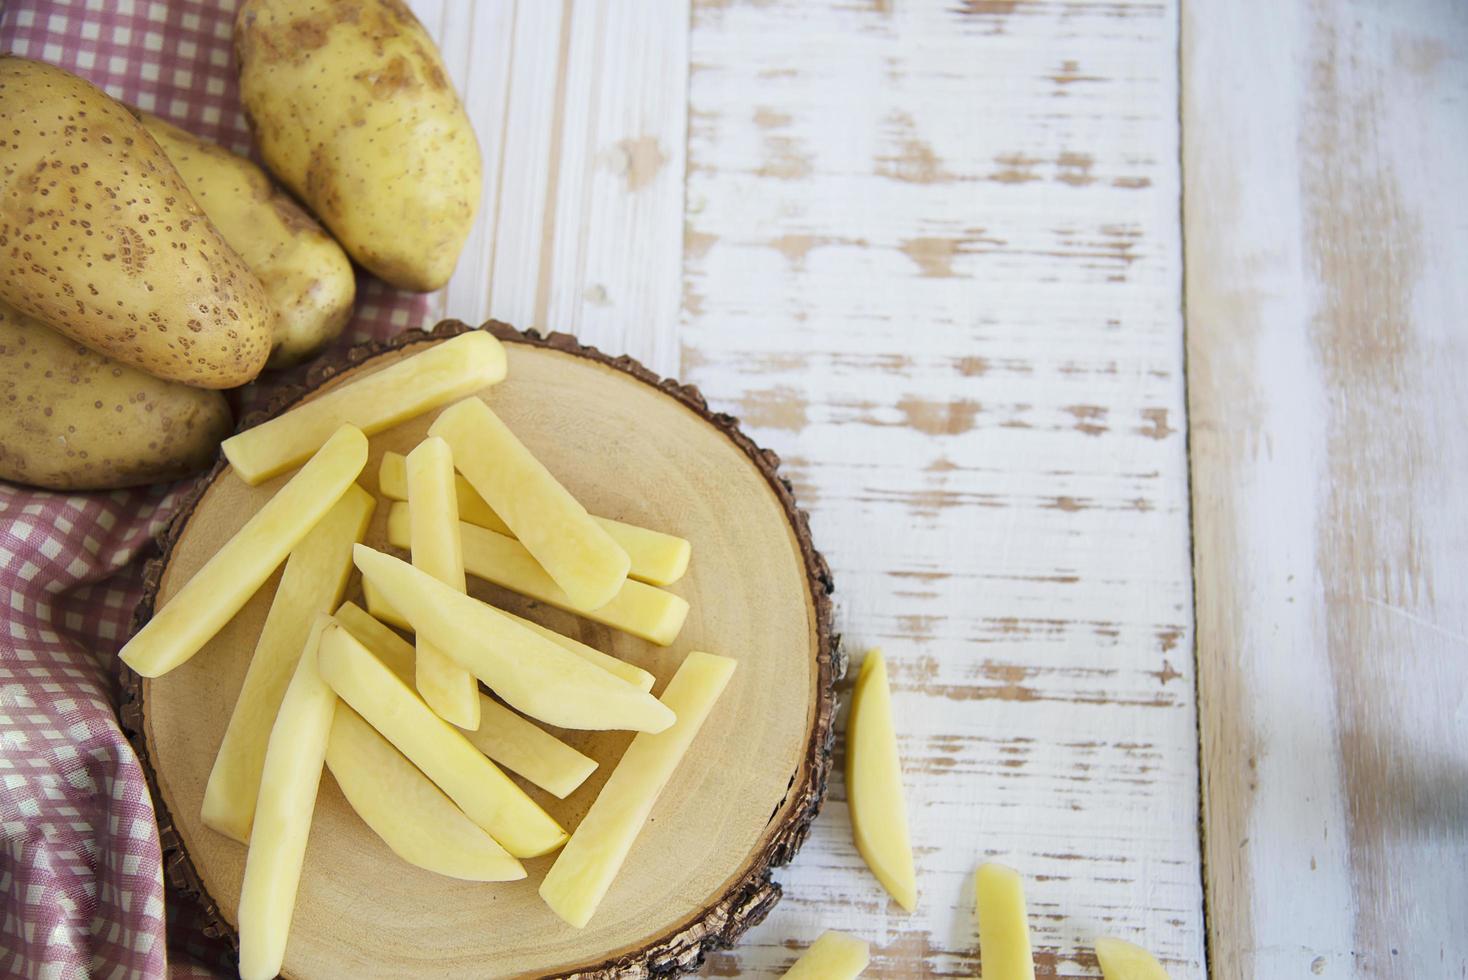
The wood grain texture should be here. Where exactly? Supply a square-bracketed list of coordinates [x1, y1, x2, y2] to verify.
[682, 1, 1201, 976]
[411, 0, 689, 376]
[1185, 1, 1468, 978]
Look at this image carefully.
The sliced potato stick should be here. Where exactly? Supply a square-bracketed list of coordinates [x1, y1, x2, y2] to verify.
[236, 617, 336, 980]
[315, 622, 566, 858]
[326, 706, 524, 882]
[120, 424, 367, 678]
[379, 450, 691, 585]
[354, 545, 674, 732]
[428, 398, 629, 608]
[333, 602, 597, 798]
[386, 504, 688, 646]
[405, 437, 479, 729]
[202, 484, 373, 843]
[222, 332, 505, 484]
[540, 651, 736, 928]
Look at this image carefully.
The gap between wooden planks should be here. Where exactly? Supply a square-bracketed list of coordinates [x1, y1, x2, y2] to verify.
[416, 0, 1203, 976]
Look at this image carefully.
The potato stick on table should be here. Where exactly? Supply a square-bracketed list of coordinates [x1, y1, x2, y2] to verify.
[354, 546, 674, 732]
[385, 504, 688, 647]
[1094, 938, 1172, 980]
[120, 424, 367, 678]
[782, 931, 871, 979]
[202, 485, 373, 844]
[222, 332, 505, 484]
[405, 437, 479, 729]
[847, 649, 917, 912]
[975, 863, 1036, 980]
[428, 398, 630, 608]
[540, 651, 736, 928]
[378, 450, 691, 586]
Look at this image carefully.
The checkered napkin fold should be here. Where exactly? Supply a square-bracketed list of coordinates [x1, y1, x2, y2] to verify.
[0, 2, 432, 976]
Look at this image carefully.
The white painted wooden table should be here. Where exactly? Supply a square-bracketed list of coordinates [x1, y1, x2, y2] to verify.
[406, 2, 1468, 977]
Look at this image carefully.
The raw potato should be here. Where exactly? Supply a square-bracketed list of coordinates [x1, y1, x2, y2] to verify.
[315, 622, 566, 858]
[782, 931, 871, 979]
[236, 617, 336, 980]
[326, 706, 524, 882]
[354, 545, 675, 733]
[234, 0, 481, 291]
[379, 450, 692, 586]
[429, 399, 631, 609]
[221, 331, 505, 484]
[136, 113, 354, 369]
[334, 606, 597, 799]
[119, 425, 368, 678]
[847, 648, 917, 912]
[540, 651, 736, 929]
[1094, 938, 1171, 980]
[359, 585, 655, 692]
[405, 437, 479, 729]
[202, 485, 373, 844]
[386, 504, 689, 647]
[0, 57, 272, 387]
[464, 697, 599, 800]
[0, 301, 231, 491]
[975, 863, 1036, 980]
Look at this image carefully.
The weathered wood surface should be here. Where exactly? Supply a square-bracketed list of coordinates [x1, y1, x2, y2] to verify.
[411, 1, 1203, 976]
[1184, 2, 1468, 978]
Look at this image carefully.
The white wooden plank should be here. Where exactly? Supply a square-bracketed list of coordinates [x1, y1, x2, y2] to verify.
[1184, 1, 1468, 978]
[684, 1, 1201, 976]
[413, 0, 517, 327]
[480, 0, 568, 331]
[411, 0, 689, 375]
[543, 0, 690, 374]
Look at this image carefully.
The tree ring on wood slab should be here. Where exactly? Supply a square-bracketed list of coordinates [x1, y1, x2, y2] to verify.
[117, 319, 839, 979]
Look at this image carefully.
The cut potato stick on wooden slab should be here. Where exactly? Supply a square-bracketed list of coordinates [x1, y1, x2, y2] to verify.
[975, 863, 1037, 980]
[357, 585, 655, 692]
[1094, 937, 1172, 980]
[378, 450, 691, 586]
[781, 931, 871, 979]
[354, 545, 674, 732]
[405, 437, 479, 729]
[846, 648, 917, 912]
[316, 622, 566, 858]
[464, 697, 598, 799]
[120, 424, 368, 678]
[236, 617, 336, 980]
[539, 651, 736, 929]
[428, 398, 630, 608]
[385, 504, 688, 646]
[222, 331, 505, 484]
[325, 707, 524, 882]
[332, 602, 598, 799]
[360, 576, 407, 628]
[379, 450, 505, 530]
[202, 485, 373, 844]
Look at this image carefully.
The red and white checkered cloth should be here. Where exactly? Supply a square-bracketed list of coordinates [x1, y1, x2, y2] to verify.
[0, 3, 435, 976]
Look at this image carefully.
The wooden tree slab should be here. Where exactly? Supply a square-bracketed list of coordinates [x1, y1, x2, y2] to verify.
[118, 321, 838, 979]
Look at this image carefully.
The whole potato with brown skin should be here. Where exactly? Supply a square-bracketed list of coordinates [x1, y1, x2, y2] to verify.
[136, 113, 356, 369]
[234, 0, 482, 292]
[0, 300, 232, 491]
[0, 57, 272, 388]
